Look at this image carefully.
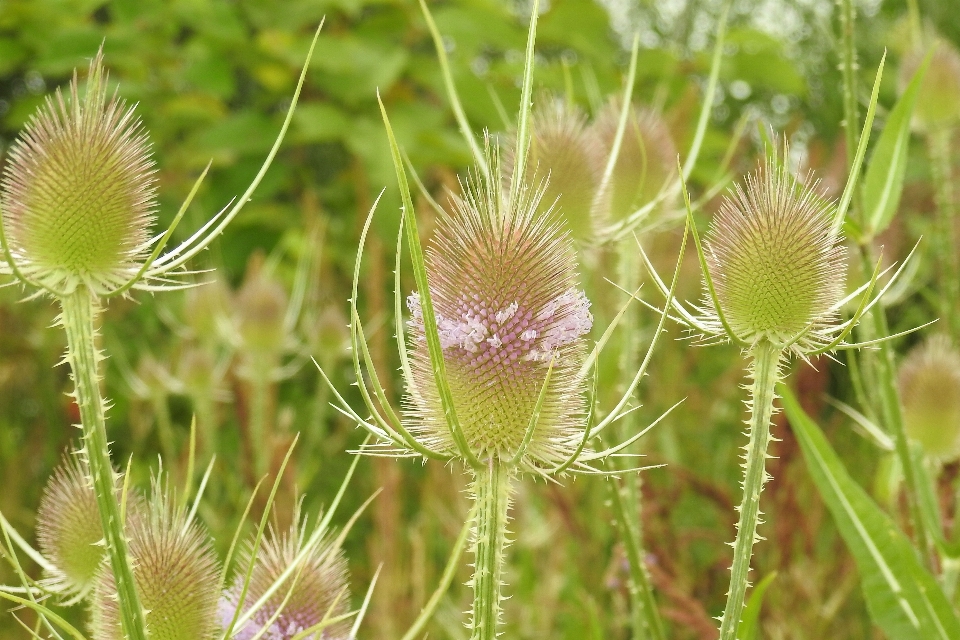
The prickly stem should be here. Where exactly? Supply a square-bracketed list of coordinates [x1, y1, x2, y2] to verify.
[470, 460, 513, 640]
[719, 339, 781, 640]
[60, 288, 148, 640]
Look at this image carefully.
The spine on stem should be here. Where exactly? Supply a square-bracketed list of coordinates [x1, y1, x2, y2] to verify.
[61, 289, 148, 640]
[470, 460, 514, 640]
[719, 340, 781, 640]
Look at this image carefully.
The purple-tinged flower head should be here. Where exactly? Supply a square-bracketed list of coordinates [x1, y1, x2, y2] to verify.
[91, 486, 221, 640]
[899, 335, 960, 461]
[591, 101, 677, 224]
[0, 48, 157, 295]
[900, 39, 960, 133]
[406, 157, 594, 467]
[504, 96, 603, 243]
[222, 506, 351, 640]
[700, 158, 846, 353]
[35, 452, 104, 599]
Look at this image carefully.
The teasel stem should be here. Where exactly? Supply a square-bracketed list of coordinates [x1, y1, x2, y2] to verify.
[470, 460, 513, 640]
[839, 0, 858, 176]
[718, 339, 780, 640]
[61, 288, 147, 640]
[247, 367, 271, 479]
[612, 237, 664, 640]
[928, 128, 959, 338]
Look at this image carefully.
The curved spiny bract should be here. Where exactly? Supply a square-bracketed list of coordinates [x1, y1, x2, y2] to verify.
[592, 101, 677, 225]
[0, 49, 156, 296]
[224, 510, 351, 640]
[503, 97, 603, 244]
[91, 493, 222, 640]
[405, 161, 593, 472]
[36, 452, 104, 599]
[701, 158, 846, 355]
[899, 335, 960, 462]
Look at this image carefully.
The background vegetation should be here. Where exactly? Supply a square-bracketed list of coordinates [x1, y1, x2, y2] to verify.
[1, 0, 958, 637]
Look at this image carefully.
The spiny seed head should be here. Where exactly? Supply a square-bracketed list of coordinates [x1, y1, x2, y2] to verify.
[223, 507, 351, 640]
[36, 452, 103, 598]
[184, 279, 231, 345]
[900, 40, 960, 133]
[0, 49, 157, 294]
[406, 156, 593, 467]
[702, 158, 845, 351]
[91, 489, 221, 640]
[592, 101, 677, 223]
[899, 335, 960, 461]
[504, 97, 602, 243]
[236, 253, 288, 357]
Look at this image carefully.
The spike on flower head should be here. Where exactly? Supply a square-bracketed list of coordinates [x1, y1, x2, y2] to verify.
[0, 48, 157, 295]
[900, 39, 960, 133]
[700, 157, 846, 352]
[235, 252, 288, 358]
[35, 452, 104, 598]
[406, 154, 593, 467]
[504, 96, 602, 243]
[222, 503, 351, 640]
[899, 335, 960, 461]
[592, 101, 677, 224]
[91, 485, 221, 640]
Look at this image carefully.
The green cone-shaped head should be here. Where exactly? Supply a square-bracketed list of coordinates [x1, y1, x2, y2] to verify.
[0, 49, 157, 294]
[899, 335, 960, 461]
[900, 40, 960, 133]
[36, 453, 104, 598]
[222, 509, 351, 639]
[406, 158, 593, 468]
[235, 253, 288, 358]
[592, 102, 677, 223]
[505, 98, 602, 244]
[703, 158, 846, 350]
[91, 493, 221, 640]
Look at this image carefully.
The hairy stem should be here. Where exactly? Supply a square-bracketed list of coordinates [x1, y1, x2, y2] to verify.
[247, 369, 271, 479]
[61, 289, 147, 640]
[929, 128, 959, 338]
[613, 238, 664, 640]
[470, 460, 513, 640]
[719, 340, 781, 640]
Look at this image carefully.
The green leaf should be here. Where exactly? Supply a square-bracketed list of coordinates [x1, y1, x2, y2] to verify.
[862, 51, 931, 237]
[740, 571, 777, 640]
[782, 386, 960, 640]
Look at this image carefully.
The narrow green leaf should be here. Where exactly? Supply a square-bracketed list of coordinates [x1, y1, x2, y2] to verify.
[740, 571, 777, 640]
[863, 51, 932, 237]
[782, 386, 960, 640]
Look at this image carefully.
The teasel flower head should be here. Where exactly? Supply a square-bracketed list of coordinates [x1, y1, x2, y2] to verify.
[591, 101, 677, 225]
[0, 36, 319, 299]
[899, 335, 960, 461]
[900, 40, 960, 133]
[35, 452, 104, 599]
[503, 97, 602, 244]
[403, 154, 595, 469]
[90, 483, 222, 640]
[221, 503, 352, 640]
[636, 147, 916, 361]
[235, 253, 289, 359]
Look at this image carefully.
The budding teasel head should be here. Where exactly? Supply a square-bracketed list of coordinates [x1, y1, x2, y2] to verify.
[90, 486, 222, 640]
[899, 39, 960, 133]
[35, 452, 104, 599]
[899, 335, 960, 461]
[222, 504, 352, 640]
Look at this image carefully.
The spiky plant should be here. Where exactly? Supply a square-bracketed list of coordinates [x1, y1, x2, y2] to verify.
[899, 335, 960, 461]
[0, 38, 317, 639]
[222, 505, 352, 640]
[91, 486, 222, 640]
[639, 152, 911, 640]
[899, 40, 960, 134]
[35, 452, 105, 600]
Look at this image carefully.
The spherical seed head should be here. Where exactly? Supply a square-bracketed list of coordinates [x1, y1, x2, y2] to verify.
[36, 453, 104, 598]
[406, 160, 593, 467]
[702, 159, 846, 350]
[223, 510, 351, 640]
[900, 41, 960, 133]
[0, 49, 157, 294]
[236, 254, 288, 357]
[91, 493, 222, 640]
[899, 336, 960, 461]
[505, 97, 602, 243]
[592, 101, 677, 223]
